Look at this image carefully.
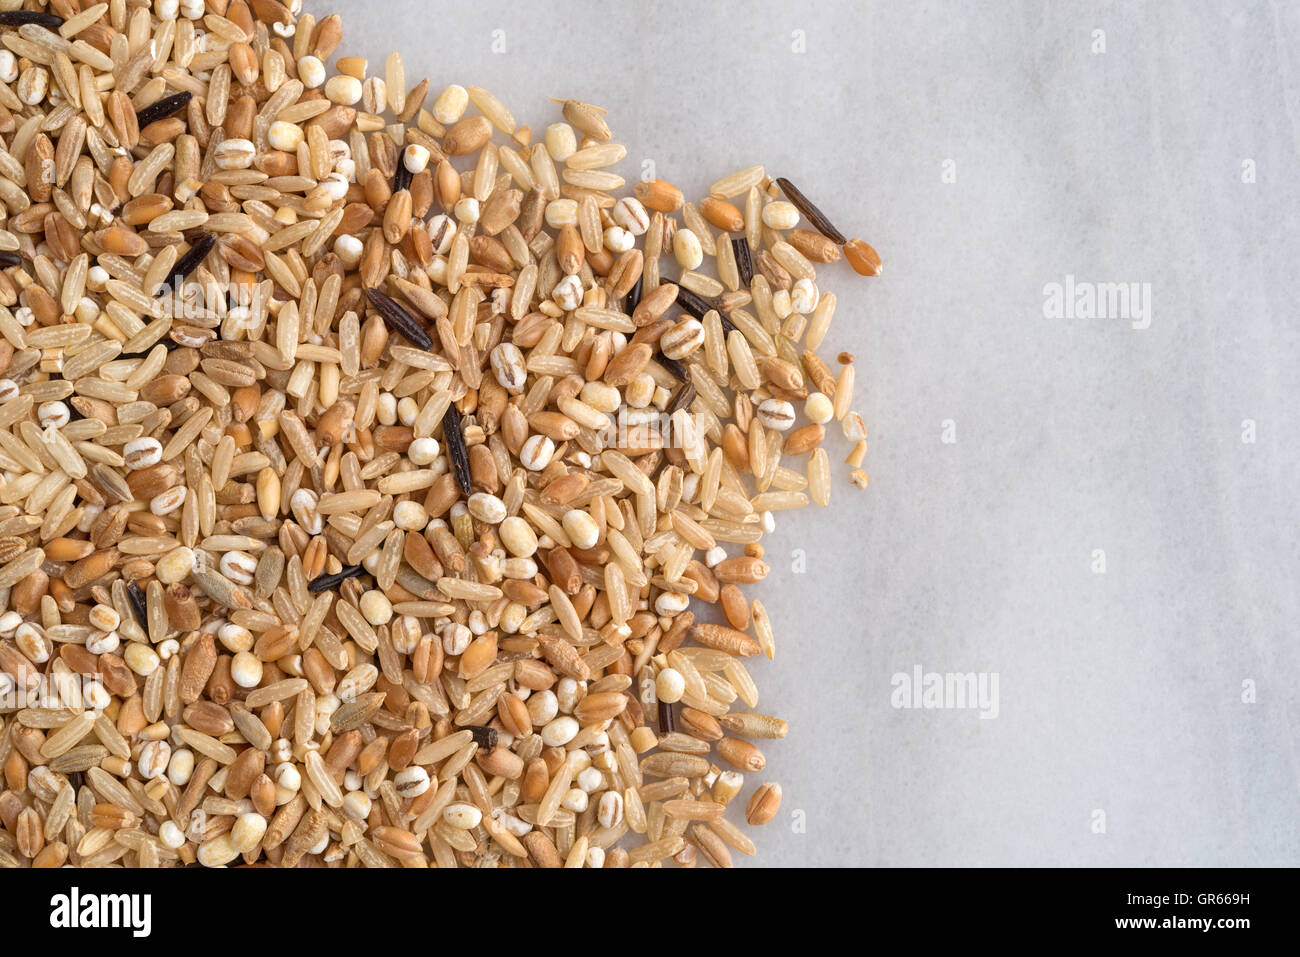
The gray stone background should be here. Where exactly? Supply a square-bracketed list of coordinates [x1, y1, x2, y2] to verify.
[335, 0, 1300, 865]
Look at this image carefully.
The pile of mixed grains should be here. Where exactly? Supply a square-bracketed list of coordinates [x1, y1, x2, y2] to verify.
[0, 0, 881, 868]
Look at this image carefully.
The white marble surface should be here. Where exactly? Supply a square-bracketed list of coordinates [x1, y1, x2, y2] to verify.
[330, 0, 1300, 865]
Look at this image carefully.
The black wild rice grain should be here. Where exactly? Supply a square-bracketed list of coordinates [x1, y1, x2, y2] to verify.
[0, 11, 63, 28]
[365, 288, 434, 351]
[775, 176, 848, 245]
[135, 91, 193, 129]
[442, 404, 472, 496]
[0, 250, 22, 267]
[308, 564, 365, 593]
[674, 286, 714, 321]
[467, 725, 499, 750]
[658, 701, 675, 735]
[676, 285, 737, 335]
[392, 164, 413, 194]
[658, 353, 686, 382]
[126, 581, 148, 631]
[624, 275, 643, 314]
[665, 382, 695, 416]
[732, 236, 753, 286]
[159, 232, 216, 296]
